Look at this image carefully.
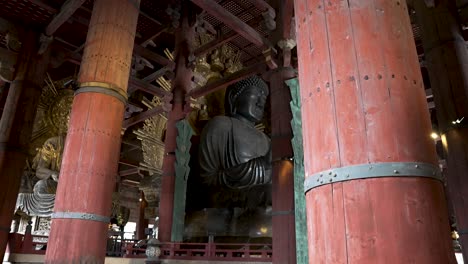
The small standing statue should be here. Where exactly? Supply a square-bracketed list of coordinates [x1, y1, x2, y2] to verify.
[16, 135, 64, 217]
[199, 76, 271, 189]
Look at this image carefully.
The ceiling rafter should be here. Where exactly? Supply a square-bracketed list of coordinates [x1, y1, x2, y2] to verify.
[133, 44, 175, 68]
[45, 0, 87, 36]
[193, 14, 264, 57]
[122, 105, 166, 129]
[246, 0, 275, 17]
[190, 0, 272, 48]
[119, 168, 140, 177]
[128, 76, 171, 97]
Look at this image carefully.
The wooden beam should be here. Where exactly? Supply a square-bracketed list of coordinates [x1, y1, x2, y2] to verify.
[133, 44, 175, 68]
[119, 159, 140, 167]
[141, 25, 169, 47]
[142, 66, 171, 82]
[193, 15, 263, 57]
[128, 77, 170, 97]
[46, 0, 87, 36]
[140, 10, 162, 26]
[190, 0, 270, 47]
[189, 61, 267, 98]
[123, 105, 166, 129]
[246, 0, 275, 17]
[28, 0, 58, 13]
[280, 0, 294, 39]
[119, 168, 140, 177]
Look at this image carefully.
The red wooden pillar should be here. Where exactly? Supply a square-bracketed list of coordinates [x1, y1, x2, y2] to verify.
[0, 31, 50, 261]
[44, 0, 140, 263]
[137, 192, 149, 240]
[158, 10, 194, 242]
[294, 0, 456, 263]
[413, 1, 468, 261]
[269, 68, 296, 264]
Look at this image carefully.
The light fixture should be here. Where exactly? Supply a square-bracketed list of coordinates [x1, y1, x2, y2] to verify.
[452, 117, 464, 124]
[431, 132, 439, 140]
[139, 198, 143, 202]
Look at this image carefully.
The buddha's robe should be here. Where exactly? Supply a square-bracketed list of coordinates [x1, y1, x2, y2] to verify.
[199, 116, 271, 189]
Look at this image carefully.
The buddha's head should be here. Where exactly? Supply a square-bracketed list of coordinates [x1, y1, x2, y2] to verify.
[225, 76, 269, 124]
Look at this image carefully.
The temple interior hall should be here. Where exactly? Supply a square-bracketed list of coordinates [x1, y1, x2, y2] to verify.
[0, 0, 468, 263]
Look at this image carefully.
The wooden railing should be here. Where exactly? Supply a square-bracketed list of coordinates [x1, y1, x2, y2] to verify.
[123, 242, 272, 262]
[6, 233, 47, 254]
[7, 233, 272, 262]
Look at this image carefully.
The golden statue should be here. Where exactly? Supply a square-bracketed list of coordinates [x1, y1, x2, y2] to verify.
[16, 135, 64, 217]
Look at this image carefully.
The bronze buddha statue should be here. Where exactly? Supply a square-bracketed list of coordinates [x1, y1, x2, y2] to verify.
[199, 76, 271, 189]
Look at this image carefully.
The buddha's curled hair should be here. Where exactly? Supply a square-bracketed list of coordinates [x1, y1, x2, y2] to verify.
[225, 76, 269, 116]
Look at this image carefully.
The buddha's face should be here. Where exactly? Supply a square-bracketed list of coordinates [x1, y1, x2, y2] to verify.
[234, 85, 267, 123]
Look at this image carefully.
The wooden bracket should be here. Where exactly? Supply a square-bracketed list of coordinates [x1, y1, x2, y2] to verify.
[278, 39, 296, 68]
[263, 48, 278, 70]
[38, 34, 54, 55]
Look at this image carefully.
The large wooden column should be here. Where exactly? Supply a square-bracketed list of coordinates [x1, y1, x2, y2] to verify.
[137, 192, 149, 240]
[293, 0, 456, 263]
[0, 31, 50, 261]
[269, 68, 296, 264]
[158, 10, 194, 242]
[413, 0, 468, 261]
[45, 0, 140, 263]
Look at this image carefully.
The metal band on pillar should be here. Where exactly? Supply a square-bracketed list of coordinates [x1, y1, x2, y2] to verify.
[75, 82, 128, 104]
[271, 210, 294, 216]
[304, 162, 443, 193]
[52, 212, 110, 223]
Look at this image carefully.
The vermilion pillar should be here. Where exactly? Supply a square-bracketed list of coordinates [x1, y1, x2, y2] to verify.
[158, 10, 194, 242]
[45, 0, 140, 263]
[0, 31, 50, 261]
[269, 68, 296, 264]
[294, 0, 456, 263]
[137, 192, 149, 240]
[413, 1, 468, 261]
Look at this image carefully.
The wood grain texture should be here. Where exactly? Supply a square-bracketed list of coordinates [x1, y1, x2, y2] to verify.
[0, 31, 50, 261]
[78, 0, 140, 91]
[294, 0, 455, 263]
[270, 70, 296, 264]
[45, 0, 140, 262]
